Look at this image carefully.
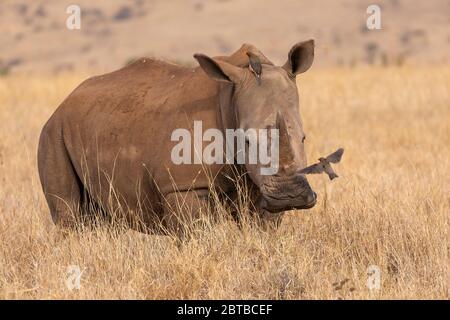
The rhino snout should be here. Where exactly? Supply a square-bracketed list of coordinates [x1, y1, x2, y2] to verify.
[258, 174, 317, 213]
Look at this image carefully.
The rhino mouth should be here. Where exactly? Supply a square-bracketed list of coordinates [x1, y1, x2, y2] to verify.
[259, 191, 317, 213]
[257, 172, 317, 213]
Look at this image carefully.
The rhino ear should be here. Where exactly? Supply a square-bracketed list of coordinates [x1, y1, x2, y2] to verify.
[283, 39, 315, 76]
[194, 53, 244, 83]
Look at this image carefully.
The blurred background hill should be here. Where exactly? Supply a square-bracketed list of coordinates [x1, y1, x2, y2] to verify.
[0, 0, 449, 74]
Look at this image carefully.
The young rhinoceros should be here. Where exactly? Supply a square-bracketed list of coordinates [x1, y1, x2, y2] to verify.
[38, 40, 317, 235]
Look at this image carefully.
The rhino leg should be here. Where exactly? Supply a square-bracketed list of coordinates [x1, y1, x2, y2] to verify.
[38, 128, 82, 229]
[257, 211, 284, 231]
[161, 190, 211, 238]
[231, 208, 284, 231]
[227, 188, 284, 231]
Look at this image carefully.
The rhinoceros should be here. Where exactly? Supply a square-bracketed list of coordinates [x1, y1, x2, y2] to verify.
[38, 40, 317, 235]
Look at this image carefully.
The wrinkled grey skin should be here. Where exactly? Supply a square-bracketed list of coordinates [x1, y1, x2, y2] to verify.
[37, 40, 316, 235]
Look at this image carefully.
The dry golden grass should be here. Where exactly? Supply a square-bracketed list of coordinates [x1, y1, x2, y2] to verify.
[0, 66, 448, 299]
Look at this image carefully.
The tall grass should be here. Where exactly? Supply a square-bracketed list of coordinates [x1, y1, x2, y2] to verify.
[0, 66, 448, 299]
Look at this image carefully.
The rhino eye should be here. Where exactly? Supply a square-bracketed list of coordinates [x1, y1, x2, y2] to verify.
[302, 136, 306, 143]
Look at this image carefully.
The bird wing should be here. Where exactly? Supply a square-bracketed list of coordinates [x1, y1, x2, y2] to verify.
[299, 163, 324, 174]
[323, 163, 338, 179]
[326, 148, 344, 163]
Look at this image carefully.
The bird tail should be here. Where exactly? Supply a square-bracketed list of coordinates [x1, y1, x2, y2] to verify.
[329, 172, 338, 180]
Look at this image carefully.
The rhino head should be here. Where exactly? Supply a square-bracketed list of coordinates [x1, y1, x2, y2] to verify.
[194, 40, 317, 213]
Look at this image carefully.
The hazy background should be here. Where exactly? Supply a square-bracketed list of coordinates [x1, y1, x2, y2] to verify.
[1, 0, 449, 74]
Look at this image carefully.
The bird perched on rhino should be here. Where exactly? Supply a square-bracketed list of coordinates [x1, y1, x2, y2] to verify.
[246, 51, 262, 83]
[300, 148, 344, 180]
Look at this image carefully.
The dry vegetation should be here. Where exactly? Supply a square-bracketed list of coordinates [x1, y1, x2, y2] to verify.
[0, 65, 448, 299]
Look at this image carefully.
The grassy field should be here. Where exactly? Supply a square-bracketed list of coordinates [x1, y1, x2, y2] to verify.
[0, 66, 448, 299]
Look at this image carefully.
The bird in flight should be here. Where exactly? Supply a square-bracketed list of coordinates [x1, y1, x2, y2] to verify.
[299, 148, 344, 180]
